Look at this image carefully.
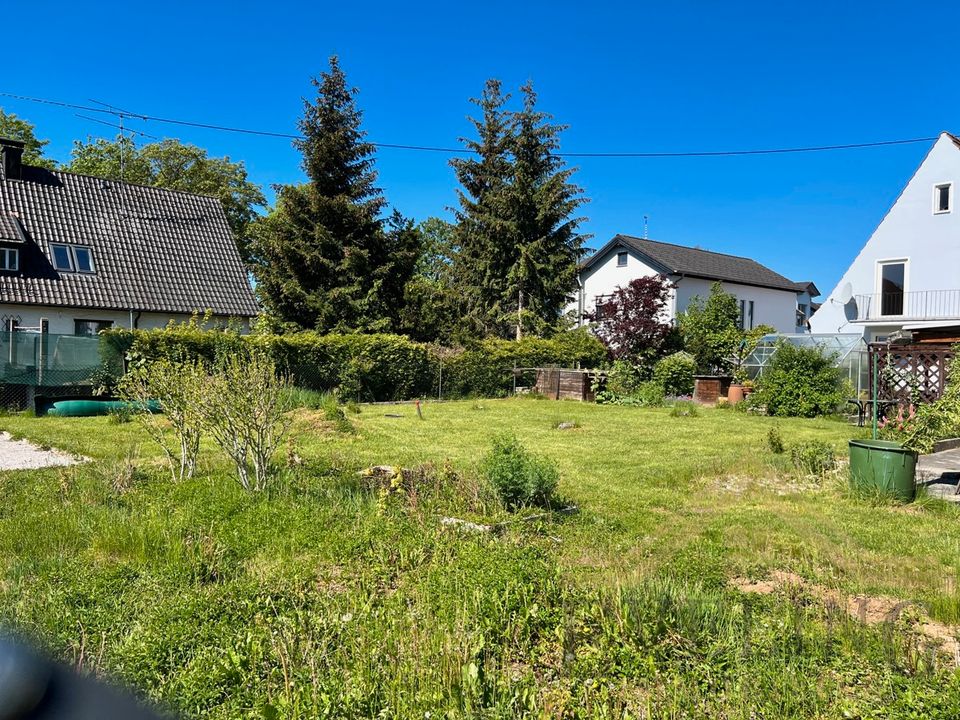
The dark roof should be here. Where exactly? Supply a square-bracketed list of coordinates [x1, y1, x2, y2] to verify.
[0, 164, 258, 317]
[582, 234, 802, 293]
[792, 280, 821, 297]
[0, 213, 25, 243]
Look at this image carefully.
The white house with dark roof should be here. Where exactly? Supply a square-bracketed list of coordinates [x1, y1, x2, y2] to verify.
[0, 137, 258, 336]
[810, 131, 960, 343]
[572, 235, 817, 334]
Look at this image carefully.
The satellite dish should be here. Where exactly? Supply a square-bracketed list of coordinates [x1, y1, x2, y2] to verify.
[838, 282, 854, 304]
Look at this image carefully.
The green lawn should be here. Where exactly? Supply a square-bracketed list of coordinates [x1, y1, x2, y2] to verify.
[2, 399, 960, 718]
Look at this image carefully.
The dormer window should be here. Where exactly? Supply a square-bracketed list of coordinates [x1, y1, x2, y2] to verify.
[51, 244, 95, 273]
[934, 183, 952, 214]
[0, 247, 17, 271]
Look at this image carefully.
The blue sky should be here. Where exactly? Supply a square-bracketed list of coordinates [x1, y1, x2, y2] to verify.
[2, 1, 954, 296]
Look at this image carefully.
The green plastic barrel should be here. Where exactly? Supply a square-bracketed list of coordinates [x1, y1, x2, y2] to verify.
[848, 439, 917, 502]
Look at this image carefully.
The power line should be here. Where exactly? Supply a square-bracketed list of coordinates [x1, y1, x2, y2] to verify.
[0, 90, 941, 158]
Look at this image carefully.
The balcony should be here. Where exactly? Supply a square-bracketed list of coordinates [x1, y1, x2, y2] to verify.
[853, 289, 960, 323]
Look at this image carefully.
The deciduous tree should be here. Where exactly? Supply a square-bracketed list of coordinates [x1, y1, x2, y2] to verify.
[587, 275, 676, 366]
[0, 108, 56, 169]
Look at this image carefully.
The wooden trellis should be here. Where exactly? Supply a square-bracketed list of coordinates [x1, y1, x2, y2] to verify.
[868, 343, 955, 405]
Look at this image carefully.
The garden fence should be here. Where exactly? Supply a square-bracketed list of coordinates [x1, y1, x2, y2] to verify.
[868, 343, 955, 407]
[0, 328, 104, 410]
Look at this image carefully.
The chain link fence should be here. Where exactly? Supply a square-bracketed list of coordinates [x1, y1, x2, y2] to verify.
[1, 330, 104, 411]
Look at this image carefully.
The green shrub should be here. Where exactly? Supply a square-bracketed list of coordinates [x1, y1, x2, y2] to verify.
[670, 400, 699, 417]
[481, 434, 559, 509]
[790, 440, 836, 477]
[320, 392, 354, 433]
[751, 341, 847, 417]
[653, 351, 696, 396]
[767, 425, 785, 454]
[103, 326, 605, 402]
[636, 381, 666, 407]
[605, 359, 645, 397]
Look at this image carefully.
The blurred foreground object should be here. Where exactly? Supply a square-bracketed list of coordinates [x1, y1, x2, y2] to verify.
[0, 636, 167, 719]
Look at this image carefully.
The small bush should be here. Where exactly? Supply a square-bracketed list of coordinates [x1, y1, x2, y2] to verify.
[790, 440, 836, 477]
[320, 392, 354, 433]
[653, 351, 696, 396]
[670, 400, 699, 418]
[636, 381, 666, 407]
[481, 434, 559, 509]
[767, 426, 785, 454]
[751, 342, 847, 418]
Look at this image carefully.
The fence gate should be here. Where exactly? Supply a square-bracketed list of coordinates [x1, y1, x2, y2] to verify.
[868, 343, 955, 406]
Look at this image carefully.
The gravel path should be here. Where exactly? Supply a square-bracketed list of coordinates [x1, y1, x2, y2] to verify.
[0, 431, 84, 470]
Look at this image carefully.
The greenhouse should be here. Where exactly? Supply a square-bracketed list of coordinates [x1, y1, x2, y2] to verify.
[744, 333, 869, 395]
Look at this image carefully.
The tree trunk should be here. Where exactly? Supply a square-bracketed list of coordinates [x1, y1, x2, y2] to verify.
[516, 288, 523, 341]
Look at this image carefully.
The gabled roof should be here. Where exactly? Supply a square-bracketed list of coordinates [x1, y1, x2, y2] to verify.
[582, 234, 802, 292]
[792, 280, 821, 297]
[0, 163, 258, 317]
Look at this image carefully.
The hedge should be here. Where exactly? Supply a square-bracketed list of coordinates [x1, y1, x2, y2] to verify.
[100, 326, 606, 402]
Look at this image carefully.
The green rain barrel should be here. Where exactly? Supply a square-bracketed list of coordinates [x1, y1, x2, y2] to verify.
[848, 439, 917, 502]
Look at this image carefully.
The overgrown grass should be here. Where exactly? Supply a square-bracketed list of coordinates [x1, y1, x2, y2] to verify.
[1, 400, 959, 717]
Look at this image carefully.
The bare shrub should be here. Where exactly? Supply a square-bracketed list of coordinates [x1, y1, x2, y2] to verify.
[118, 358, 205, 482]
[201, 352, 293, 491]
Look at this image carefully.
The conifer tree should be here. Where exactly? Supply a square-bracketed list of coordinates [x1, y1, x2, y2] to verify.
[450, 80, 515, 336]
[451, 80, 587, 338]
[252, 57, 417, 331]
[507, 82, 587, 338]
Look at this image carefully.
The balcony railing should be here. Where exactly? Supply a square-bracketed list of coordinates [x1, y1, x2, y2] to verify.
[853, 289, 960, 322]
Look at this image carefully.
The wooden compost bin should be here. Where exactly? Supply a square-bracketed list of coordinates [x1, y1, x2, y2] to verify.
[534, 368, 595, 402]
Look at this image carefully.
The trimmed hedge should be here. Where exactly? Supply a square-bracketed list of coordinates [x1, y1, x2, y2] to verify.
[100, 326, 606, 402]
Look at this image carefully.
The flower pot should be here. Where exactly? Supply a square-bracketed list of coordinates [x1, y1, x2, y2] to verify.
[727, 384, 744, 405]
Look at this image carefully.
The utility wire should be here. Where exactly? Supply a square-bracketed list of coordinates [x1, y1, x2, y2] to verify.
[0, 91, 940, 158]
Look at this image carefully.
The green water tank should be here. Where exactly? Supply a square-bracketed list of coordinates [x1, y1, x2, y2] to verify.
[848, 439, 917, 502]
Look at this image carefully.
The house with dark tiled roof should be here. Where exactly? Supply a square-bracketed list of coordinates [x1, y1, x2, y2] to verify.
[0, 137, 258, 336]
[572, 234, 818, 333]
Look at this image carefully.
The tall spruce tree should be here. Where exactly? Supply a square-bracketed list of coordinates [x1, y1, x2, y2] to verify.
[507, 82, 587, 338]
[451, 80, 587, 339]
[252, 57, 417, 331]
[450, 80, 515, 336]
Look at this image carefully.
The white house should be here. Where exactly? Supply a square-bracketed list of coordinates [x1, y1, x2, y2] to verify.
[572, 235, 816, 334]
[810, 132, 960, 343]
[0, 137, 258, 337]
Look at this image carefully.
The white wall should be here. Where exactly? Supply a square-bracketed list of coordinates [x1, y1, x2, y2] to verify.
[572, 244, 799, 333]
[674, 277, 799, 333]
[810, 133, 960, 339]
[0, 304, 251, 335]
[573, 245, 667, 321]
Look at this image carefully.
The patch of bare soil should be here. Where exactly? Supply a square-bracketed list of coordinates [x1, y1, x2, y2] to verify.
[731, 570, 960, 664]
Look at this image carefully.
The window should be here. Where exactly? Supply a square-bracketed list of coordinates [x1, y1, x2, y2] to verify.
[738, 299, 755, 330]
[934, 183, 952, 214]
[796, 303, 808, 327]
[878, 261, 906, 316]
[0, 247, 17, 271]
[616, 251, 628, 267]
[74, 319, 113, 336]
[73, 247, 94, 273]
[50, 244, 95, 273]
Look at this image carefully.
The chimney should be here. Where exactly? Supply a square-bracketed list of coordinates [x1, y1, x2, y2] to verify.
[0, 138, 25, 180]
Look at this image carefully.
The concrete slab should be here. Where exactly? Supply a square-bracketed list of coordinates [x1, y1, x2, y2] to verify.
[917, 447, 960, 502]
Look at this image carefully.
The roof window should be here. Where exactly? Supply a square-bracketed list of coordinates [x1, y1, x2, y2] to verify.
[0, 246, 17, 272]
[51, 244, 96, 274]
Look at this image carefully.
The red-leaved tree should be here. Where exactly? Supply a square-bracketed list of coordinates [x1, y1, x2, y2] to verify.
[586, 275, 676, 362]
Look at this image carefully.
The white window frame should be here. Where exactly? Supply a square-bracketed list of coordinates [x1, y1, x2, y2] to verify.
[934, 182, 952, 215]
[50, 243, 95, 274]
[0, 247, 17, 272]
[875, 257, 909, 317]
[616, 251, 628, 267]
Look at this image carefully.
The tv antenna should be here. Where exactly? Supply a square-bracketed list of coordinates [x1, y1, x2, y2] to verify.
[643, 215, 649, 239]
